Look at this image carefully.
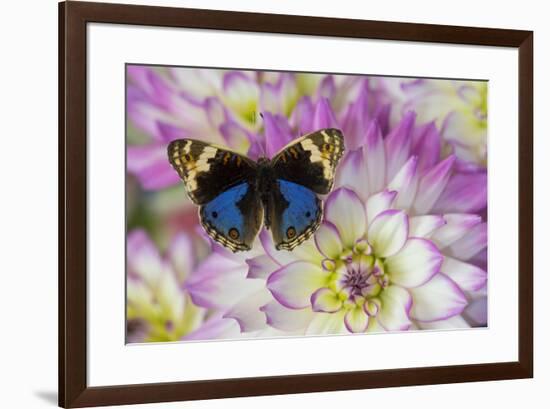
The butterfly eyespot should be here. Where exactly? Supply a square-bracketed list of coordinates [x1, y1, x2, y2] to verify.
[212, 211, 218, 218]
[228, 228, 240, 240]
[322, 143, 332, 152]
[184, 154, 192, 162]
[286, 227, 296, 239]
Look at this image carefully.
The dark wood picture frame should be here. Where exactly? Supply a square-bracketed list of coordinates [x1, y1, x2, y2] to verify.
[59, 1, 533, 407]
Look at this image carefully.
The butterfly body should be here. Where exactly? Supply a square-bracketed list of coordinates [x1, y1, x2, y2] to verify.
[168, 128, 344, 252]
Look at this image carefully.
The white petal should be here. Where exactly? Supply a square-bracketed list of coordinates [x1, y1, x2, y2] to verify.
[305, 310, 347, 335]
[261, 301, 314, 332]
[386, 238, 443, 288]
[344, 306, 369, 333]
[267, 261, 328, 309]
[167, 233, 195, 282]
[418, 315, 471, 329]
[335, 148, 369, 201]
[325, 188, 367, 248]
[409, 274, 468, 322]
[366, 189, 397, 227]
[311, 288, 343, 313]
[224, 289, 272, 332]
[368, 210, 409, 257]
[446, 222, 487, 260]
[430, 214, 482, 249]
[440, 256, 487, 292]
[246, 254, 280, 279]
[377, 286, 412, 331]
[409, 215, 446, 238]
[314, 222, 343, 259]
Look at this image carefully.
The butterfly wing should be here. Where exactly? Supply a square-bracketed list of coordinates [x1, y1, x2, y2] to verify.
[267, 179, 322, 251]
[199, 182, 263, 252]
[167, 138, 257, 205]
[270, 128, 345, 195]
[168, 139, 262, 252]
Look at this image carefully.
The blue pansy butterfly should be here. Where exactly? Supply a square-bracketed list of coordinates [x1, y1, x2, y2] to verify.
[167, 128, 345, 252]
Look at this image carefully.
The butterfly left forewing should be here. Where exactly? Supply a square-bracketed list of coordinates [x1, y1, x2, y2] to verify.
[167, 139, 257, 205]
[270, 128, 345, 195]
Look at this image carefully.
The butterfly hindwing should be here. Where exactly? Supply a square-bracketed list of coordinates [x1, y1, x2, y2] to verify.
[271, 128, 345, 195]
[167, 139, 257, 205]
[199, 182, 263, 252]
[267, 179, 322, 251]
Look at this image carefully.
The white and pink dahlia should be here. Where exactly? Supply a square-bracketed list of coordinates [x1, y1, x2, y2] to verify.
[251, 113, 487, 334]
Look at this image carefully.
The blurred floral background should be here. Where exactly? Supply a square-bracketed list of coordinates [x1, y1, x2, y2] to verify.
[126, 65, 488, 343]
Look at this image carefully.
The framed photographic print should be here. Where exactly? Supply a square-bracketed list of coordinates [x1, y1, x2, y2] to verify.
[59, 1, 533, 407]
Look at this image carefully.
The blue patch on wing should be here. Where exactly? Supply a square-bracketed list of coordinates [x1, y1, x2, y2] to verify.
[201, 183, 248, 237]
[277, 179, 320, 235]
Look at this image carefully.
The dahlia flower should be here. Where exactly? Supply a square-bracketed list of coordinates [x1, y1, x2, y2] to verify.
[376, 78, 488, 169]
[256, 113, 487, 334]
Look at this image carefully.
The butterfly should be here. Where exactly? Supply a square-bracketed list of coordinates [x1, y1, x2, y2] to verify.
[167, 128, 345, 252]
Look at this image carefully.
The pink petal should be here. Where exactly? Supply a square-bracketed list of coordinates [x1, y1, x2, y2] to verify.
[367, 210, 409, 258]
[223, 71, 259, 102]
[365, 189, 397, 226]
[313, 98, 339, 129]
[183, 316, 241, 341]
[219, 121, 254, 153]
[387, 155, 419, 210]
[127, 91, 170, 141]
[167, 233, 195, 282]
[246, 254, 280, 279]
[441, 256, 487, 292]
[413, 155, 456, 214]
[335, 148, 369, 201]
[409, 215, 446, 238]
[267, 261, 328, 309]
[446, 222, 487, 261]
[463, 296, 488, 326]
[317, 75, 336, 100]
[430, 214, 482, 249]
[377, 285, 412, 331]
[264, 112, 295, 158]
[127, 229, 164, 287]
[290, 96, 315, 135]
[409, 273, 468, 322]
[384, 111, 416, 181]
[260, 82, 282, 114]
[325, 188, 367, 248]
[385, 238, 443, 288]
[341, 82, 370, 150]
[204, 97, 227, 129]
[186, 254, 261, 309]
[127, 144, 181, 190]
[410, 121, 441, 175]
[365, 121, 386, 193]
[311, 288, 343, 313]
[432, 172, 488, 214]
